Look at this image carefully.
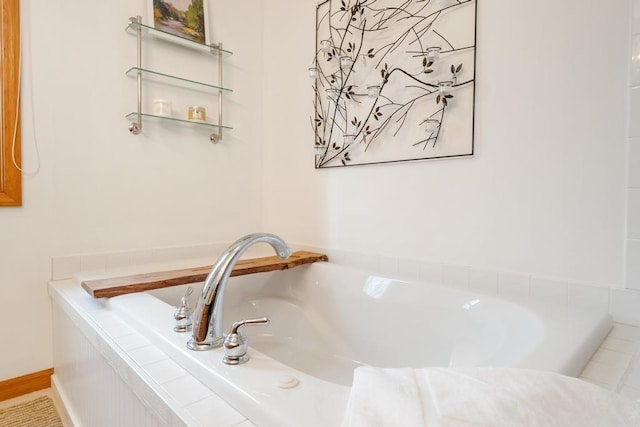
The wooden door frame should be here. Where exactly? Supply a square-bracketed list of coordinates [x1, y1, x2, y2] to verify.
[0, 0, 21, 206]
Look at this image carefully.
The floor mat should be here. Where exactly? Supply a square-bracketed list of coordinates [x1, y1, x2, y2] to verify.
[0, 396, 63, 427]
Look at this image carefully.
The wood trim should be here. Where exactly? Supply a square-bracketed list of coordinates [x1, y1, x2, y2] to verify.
[0, 0, 22, 206]
[82, 251, 329, 298]
[0, 368, 53, 402]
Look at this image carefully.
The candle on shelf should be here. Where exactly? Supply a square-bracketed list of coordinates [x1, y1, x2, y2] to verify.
[153, 99, 172, 117]
[188, 106, 206, 121]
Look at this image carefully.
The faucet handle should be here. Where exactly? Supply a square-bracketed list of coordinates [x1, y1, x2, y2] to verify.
[173, 286, 194, 333]
[222, 316, 270, 365]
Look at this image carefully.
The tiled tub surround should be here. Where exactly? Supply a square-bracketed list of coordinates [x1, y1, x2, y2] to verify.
[584, 324, 640, 400]
[51, 282, 254, 427]
[49, 243, 640, 426]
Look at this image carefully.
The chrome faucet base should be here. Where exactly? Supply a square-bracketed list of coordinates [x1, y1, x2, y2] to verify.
[222, 354, 249, 365]
[186, 337, 223, 351]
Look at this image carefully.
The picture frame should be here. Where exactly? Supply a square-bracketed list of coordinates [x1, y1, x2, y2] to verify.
[148, 0, 210, 47]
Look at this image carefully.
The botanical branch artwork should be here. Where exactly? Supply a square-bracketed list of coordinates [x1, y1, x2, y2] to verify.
[311, 0, 476, 168]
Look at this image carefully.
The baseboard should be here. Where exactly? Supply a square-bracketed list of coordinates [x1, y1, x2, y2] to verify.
[51, 374, 79, 427]
[0, 368, 54, 402]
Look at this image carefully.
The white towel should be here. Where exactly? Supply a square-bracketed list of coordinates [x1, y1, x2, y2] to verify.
[342, 367, 640, 427]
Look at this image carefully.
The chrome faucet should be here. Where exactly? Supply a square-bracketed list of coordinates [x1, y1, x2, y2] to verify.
[187, 233, 291, 351]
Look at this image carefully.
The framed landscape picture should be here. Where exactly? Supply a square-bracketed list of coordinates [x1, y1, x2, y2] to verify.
[149, 0, 210, 46]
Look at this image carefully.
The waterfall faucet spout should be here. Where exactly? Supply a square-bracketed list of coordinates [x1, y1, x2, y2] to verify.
[187, 233, 291, 351]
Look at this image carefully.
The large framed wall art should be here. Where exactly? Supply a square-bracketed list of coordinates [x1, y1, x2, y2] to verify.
[311, 0, 477, 168]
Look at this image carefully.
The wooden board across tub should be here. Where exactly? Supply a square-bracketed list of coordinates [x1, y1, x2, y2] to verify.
[81, 251, 328, 299]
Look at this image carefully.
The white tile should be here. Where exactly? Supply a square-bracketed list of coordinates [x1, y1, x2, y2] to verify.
[129, 250, 156, 268]
[328, 249, 366, 269]
[629, 142, 640, 189]
[579, 376, 616, 391]
[619, 384, 640, 401]
[568, 281, 610, 313]
[498, 272, 530, 299]
[600, 336, 640, 355]
[442, 264, 469, 288]
[195, 243, 227, 258]
[590, 348, 633, 368]
[143, 359, 189, 385]
[611, 288, 640, 326]
[185, 395, 245, 427]
[378, 256, 398, 276]
[233, 421, 257, 427]
[631, 88, 640, 137]
[397, 258, 421, 281]
[86, 311, 122, 327]
[625, 362, 640, 389]
[627, 239, 640, 290]
[359, 253, 380, 273]
[51, 256, 82, 280]
[344, 252, 368, 270]
[634, 0, 640, 34]
[113, 333, 152, 352]
[173, 245, 212, 261]
[633, 35, 640, 87]
[530, 276, 568, 306]
[624, 364, 640, 389]
[176, 411, 202, 427]
[162, 376, 214, 407]
[419, 261, 443, 284]
[127, 345, 169, 367]
[628, 190, 640, 239]
[467, 269, 498, 294]
[579, 360, 627, 387]
[181, 243, 224, 264]
[102, 322, 136, 338]
[152, 247, 185, 264]
[609, 323, 640, 342]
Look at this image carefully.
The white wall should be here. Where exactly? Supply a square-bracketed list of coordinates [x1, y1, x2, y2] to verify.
[627, 0, 640, 290]
[263, 0, 629, 286]
[0, 0, 265, 381]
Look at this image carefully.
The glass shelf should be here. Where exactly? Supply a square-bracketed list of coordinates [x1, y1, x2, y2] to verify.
[126, 19, 232, 56]
[126, 112, 233, 130]
[125, 67, 232, 93]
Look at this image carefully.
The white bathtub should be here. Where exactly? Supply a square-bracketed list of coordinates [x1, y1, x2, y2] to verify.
[104, 262, 611, 427]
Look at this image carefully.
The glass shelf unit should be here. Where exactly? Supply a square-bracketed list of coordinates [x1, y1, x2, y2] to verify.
[125, 67, 232, 93]
[125, 16, 231, 142]
[126, 112, 233, 130]
[125, 20, 233, 56]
